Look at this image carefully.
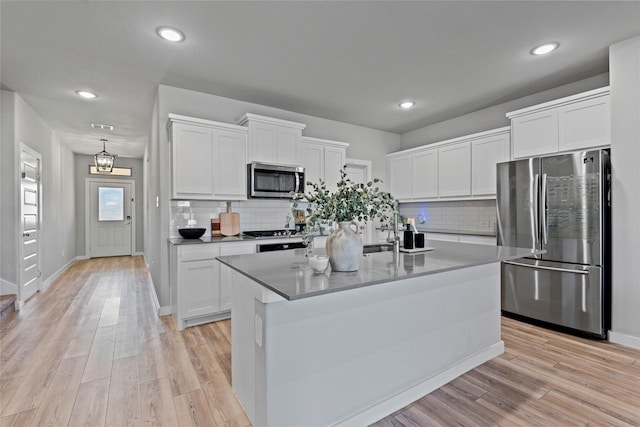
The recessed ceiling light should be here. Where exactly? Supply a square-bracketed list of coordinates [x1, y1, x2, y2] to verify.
[76, 90, 97, 99]
[531, 42, 559, 56]
[399, 101, 415, 109]
[157, 26, 185, 42]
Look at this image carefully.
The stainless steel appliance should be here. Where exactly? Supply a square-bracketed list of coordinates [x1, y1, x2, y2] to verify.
[497, 149, 610, 338]
[247, 162, 304, 198]
[256, 241, 306, 252]
[243, 229, 298, 239]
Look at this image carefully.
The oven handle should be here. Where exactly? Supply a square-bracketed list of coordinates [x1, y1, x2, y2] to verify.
[503, 260, 589, 275]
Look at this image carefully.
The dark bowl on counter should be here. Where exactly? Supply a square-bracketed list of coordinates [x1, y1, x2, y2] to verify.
[178, 228, 206, 239]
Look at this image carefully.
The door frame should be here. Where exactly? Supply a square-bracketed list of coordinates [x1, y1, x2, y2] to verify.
[345, 158, 374, 244]
[16, 143, 43, 309]
[85, 177, 136, 258]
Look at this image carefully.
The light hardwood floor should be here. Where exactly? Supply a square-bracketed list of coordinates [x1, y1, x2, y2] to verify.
[1, 256, 638, 426]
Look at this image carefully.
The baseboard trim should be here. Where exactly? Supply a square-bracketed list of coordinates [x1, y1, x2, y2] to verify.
[143, 265, 169, 317]
[41, 258, 77, 292]
[133, 251, 144, 256]
[75, 255, 90, 260]
[1, 278, 18, 296]
[609, 330, 640, 350]
[333, 341, 505, 427]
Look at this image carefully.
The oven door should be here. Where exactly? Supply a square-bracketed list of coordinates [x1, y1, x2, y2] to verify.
[248, 162, 304, 198]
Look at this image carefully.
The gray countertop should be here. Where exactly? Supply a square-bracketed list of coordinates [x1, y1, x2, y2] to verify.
[217, 240, 539, 301]
[168, 235, 302, 245]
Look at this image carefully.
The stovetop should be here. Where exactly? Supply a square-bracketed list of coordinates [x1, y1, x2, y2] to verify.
[242, 229, 297, 238]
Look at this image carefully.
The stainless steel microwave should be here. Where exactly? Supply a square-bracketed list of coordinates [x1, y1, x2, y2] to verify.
[247, 162, 305, 198]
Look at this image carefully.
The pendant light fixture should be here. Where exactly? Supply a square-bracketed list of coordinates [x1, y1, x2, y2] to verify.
[94, 139, 116, 173]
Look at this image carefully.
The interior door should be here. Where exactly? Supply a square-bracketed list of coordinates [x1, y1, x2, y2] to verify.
[20, 146, 41, 302]
[89, 180, 133, 258]
[345, 161, 373, 244]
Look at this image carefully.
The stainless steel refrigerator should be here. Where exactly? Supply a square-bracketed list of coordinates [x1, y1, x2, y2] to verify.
[496, 149, 610, 338]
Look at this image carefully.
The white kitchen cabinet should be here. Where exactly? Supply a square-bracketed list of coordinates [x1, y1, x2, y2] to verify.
[558, 94, 611, 152]
[413, 149, 439, 199]
[174, 244, 223, 330]
[388, 154, 414, 201]
[426, 232, 496, 245]
[169, 114, 248, 200]
[301, 136, 349, 192]
[388, 127, 508, 202]
[219, 242, 257, 311]
[472, 129, 511, 196]
[438, 142, 471, 197]
[238, 113, 306, 165]
[508, 87, 610, 159]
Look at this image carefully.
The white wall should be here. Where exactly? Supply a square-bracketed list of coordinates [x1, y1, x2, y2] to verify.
[0, 90, 76, 298]
[146, 85, 401, 309]
[400, 73, 610, 149]
[73, 154, 145, 255]
[609, 36, 640, 349]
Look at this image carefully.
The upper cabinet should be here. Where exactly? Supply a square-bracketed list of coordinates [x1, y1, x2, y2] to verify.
[168, 114, 248, 200]
[438, 142, 471, 197]
[237, 113, 306, 166]
[388, 127, 510, 202]
[508, 87, 610, 159]
[301, 136, 349, 192]
[471, 129, 511, 196]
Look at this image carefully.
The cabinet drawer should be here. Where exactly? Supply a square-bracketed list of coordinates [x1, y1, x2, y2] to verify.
[179, 244, 219, 262]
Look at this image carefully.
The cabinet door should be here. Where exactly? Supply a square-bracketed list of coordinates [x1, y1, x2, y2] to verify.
[250, 122, 278, 163]
[213, 129, 248, 200]
[179, 259, 220, 318]
[511, 110, 559, 158]
[472, 133, 511, 196]
[302, 142, 324, 188]
[438, 142, 471, 197]
[172, 123, 214, 199]
[413, 149, 438, 199]
[277, 127, 301, 165]
[219, 243, 256, 310]
[323, 146, 346, 192]
[388, 156, 413, 201]
[558, 95, 611, 152]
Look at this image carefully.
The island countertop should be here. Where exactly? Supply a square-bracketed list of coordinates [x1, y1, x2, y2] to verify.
[216, 240, 540, 301]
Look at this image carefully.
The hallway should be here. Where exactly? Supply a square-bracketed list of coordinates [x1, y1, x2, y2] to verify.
[0, 256, 249, 426]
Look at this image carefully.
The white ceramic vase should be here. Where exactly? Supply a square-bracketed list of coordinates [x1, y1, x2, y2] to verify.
[326, 221, 363, 272]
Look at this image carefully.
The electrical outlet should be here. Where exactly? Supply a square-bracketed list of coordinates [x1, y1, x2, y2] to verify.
[62, 249, 65, 257]
[254, 314, 263, 347]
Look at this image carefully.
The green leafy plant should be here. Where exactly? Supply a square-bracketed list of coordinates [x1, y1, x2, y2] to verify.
[290, 166, 398, 244]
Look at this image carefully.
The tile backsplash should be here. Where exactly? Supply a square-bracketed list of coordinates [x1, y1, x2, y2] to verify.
[399, 200, 497, 234]
[170, 199, 295, 238]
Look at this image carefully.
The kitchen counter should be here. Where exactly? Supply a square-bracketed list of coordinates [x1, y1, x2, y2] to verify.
[219, 241, 541, 427]
[168, 234, 302, 245]
[216, 240, 535, 300]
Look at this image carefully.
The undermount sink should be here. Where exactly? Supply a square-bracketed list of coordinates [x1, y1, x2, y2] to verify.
[363, 243, 394, 254]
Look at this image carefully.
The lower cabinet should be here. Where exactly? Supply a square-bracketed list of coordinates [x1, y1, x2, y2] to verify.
[173, 242, 256, 330]
[427, 232, 496, 245]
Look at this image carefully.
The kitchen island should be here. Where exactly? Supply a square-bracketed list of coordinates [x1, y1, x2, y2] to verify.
[217, 241, 539, 427]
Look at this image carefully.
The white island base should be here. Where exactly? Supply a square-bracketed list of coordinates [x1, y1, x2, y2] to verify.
[226, 262, 503, 427]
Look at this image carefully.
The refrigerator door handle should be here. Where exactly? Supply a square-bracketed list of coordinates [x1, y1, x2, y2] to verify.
[534, 174, 540, 245]
[541, 173, 548, 245]
[503, 260, 589, 275]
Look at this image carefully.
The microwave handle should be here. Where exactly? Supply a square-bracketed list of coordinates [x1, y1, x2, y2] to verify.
[294, 172, 301, 194]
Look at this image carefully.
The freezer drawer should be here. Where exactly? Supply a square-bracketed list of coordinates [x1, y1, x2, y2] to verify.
[501, 258, 605, 337]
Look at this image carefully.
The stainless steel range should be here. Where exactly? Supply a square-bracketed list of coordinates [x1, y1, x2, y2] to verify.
[242, 229, 297, 239]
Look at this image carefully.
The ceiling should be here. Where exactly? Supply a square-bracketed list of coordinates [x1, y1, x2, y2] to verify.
[2, 1, 639, 159]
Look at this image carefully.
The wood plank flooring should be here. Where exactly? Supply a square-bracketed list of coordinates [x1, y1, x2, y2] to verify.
[1, 256, 639, 426]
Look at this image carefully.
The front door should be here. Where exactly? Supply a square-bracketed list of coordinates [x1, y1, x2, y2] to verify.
[20, 145, 41, 302]
[88, 180, 133, 258]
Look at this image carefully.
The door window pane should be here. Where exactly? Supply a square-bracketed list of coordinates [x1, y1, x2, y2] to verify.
[99, 186, 124, 221]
